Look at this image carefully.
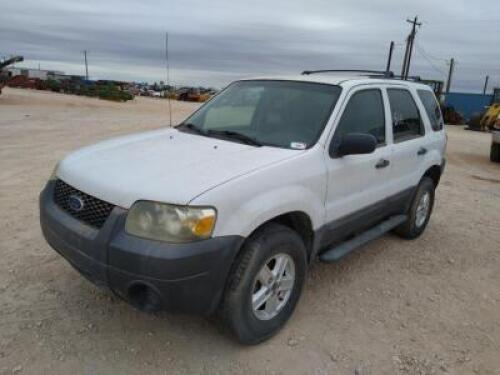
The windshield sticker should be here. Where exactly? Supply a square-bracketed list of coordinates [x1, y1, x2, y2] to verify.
[290, 142, 307, 150]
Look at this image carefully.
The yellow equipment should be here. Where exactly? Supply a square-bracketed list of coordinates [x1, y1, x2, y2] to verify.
[481, 88, 500, 131]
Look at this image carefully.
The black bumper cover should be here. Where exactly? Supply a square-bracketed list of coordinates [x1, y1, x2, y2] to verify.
[40, 181, 244, 315]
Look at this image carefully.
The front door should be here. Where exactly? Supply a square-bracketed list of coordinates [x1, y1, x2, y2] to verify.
[323, 87, 393, 245]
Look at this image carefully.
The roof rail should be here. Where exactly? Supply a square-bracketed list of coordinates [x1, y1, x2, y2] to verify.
[391, 75, 422, 82]
[301, 69, 395, 78]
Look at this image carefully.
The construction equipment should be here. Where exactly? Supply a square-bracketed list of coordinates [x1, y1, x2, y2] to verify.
[0, 55, 23, 95]
[177, 87, 211, 102]
[488, 88, 500, 162]
[480, 88, 500, 131]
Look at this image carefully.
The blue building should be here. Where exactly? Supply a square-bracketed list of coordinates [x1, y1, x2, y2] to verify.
[444, 92, 494, 121]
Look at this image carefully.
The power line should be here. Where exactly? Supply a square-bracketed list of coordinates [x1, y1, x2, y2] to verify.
[414, 44, 448, 76]
[414, 41, 448, 63]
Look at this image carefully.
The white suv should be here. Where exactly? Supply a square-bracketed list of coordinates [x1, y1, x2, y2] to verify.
[40, 71, 446, 344]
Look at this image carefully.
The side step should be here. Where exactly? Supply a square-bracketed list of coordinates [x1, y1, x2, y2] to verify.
[319, 215, 408, 263]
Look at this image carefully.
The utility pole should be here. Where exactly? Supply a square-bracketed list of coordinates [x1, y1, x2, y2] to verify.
[445, 58, 455, 95]
[83, 50, 89, 80]
[385, 41, 395, 76]
[401, 36, 410, 77]
[402, 16, 422, 79]
[483, 75, 489, 95]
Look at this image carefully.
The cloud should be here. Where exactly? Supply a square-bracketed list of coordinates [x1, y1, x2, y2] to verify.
[1, 0, 499, 91]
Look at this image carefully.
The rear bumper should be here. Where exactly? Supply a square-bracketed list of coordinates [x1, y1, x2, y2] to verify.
[40, 181, 244, 315]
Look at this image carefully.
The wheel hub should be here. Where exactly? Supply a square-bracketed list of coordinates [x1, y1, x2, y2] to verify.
[415, 191, 431, 228]
[251, 253, 296, 321]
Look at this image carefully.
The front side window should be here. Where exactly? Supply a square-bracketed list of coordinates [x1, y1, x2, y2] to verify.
[334, 89, 386, 145]
[180, 80, 342, 149]
[387, 89, 424, 142]
[418, 89, 443, 131]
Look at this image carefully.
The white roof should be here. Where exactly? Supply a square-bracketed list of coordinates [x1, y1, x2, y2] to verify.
[239, 73, 431, 90]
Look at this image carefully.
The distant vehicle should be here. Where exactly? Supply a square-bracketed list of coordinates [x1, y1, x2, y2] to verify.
[40, 70, 446, 344]
[491, 122, 500, 162]
[490, 89, 500, 162]
[177, 87, 211, 102]
[480, 88, 500, 131]
[0, 55, 23, 95]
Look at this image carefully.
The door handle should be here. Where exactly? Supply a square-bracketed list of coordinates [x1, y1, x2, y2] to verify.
[375, 159, 390, 169]
[417, 147, 428, 156]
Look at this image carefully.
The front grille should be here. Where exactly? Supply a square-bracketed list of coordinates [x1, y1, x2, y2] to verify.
[53, 179, 115, 229]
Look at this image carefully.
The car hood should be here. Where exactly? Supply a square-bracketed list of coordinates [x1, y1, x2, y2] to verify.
[57, 128, 301, 208]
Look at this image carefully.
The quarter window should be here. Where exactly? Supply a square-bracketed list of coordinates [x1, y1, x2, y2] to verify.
[387, 89, 424, 142]
[418, 89, 443, 131]
[335, 89, 386, 145]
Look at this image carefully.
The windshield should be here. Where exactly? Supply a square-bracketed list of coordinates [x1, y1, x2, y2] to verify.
[179, 80, 342, 149]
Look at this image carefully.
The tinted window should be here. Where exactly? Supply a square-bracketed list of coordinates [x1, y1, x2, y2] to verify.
[335, 89, 386, 145]
[183, 80, 341, 149]
[388, 89, 424, 142]
[418, 89, 443, 131]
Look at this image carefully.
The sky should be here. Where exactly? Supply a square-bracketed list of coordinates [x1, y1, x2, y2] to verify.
[1, 0, 499, 92]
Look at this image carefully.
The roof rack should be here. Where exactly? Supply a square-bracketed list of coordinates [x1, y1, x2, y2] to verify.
[300, 70, 427, 83]
[301, 69, 395, 78]
[392, 75, 422, 82]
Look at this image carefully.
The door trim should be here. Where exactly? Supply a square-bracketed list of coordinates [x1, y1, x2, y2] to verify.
[314, 186, 416, 254]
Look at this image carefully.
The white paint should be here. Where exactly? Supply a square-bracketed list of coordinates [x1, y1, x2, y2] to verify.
[55, 76, 447, 238]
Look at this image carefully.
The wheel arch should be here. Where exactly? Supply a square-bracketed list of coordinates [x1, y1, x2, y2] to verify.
[423, 164, 443, 187]
[234, 211, 315, 263]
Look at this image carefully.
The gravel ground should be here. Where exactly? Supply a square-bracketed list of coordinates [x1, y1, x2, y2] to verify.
[1, 87, 499, 375]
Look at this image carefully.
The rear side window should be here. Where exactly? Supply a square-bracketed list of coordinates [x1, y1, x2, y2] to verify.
[418, 90, 443, 131]
[387, 89, 424, 142]
[335, 89, 386, 145]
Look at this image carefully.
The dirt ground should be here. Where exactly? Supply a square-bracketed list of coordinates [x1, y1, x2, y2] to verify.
[1, 87, 499, 375]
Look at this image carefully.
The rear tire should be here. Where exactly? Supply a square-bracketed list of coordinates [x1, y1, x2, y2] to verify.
[221, 223, 307, 345]
[394, 177, 435, 239]
[490, 143, 500, 162]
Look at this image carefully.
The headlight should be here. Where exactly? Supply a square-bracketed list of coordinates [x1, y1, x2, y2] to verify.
[125, 201, 216, 243]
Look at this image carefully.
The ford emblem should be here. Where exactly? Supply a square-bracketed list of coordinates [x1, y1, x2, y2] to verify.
[68, 195, 84, 212]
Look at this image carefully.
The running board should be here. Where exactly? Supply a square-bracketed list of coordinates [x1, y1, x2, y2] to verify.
[319, 215, 408, 263]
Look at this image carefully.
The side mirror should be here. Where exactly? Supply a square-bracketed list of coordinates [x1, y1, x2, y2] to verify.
[332, 133, 377, 157]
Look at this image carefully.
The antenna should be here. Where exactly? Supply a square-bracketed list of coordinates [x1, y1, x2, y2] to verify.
[165, 32, 173, 127]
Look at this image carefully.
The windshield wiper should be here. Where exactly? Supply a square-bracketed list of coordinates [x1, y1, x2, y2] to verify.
[176, 123, 206, 135]
[206, 129, 263, 147]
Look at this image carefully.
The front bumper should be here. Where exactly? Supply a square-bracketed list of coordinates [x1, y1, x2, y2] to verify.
[40, 181, 244, 315]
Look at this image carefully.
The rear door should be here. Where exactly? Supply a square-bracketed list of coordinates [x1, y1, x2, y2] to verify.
[385, 86, 428, 198]
[322, 86, 393, 244]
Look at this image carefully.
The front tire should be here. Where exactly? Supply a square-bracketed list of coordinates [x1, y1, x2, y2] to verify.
[394, 177, 435, 239]
[490, 143, 500, 162]
[221, 223, 307, 345]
